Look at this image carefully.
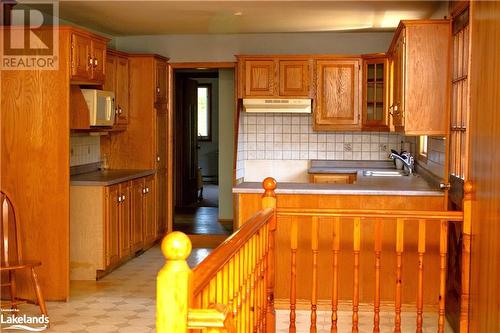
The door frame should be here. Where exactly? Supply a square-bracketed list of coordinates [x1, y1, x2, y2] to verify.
[168, 62, 237, 232]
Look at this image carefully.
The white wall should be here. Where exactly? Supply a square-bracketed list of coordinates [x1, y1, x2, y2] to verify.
[218, 69, 235, 221]
[114, 31, 394, 62]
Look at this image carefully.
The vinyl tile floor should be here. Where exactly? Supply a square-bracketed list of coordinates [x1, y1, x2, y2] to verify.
[6, 245, 452, 332]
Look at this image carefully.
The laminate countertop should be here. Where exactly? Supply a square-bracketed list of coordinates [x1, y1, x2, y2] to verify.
[70, 169, 155, 186]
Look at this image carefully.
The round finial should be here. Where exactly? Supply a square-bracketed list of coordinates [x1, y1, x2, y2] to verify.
[464, 181, 473, 194]
[161, 232, 192, 261]
[262, 177, 277, 191]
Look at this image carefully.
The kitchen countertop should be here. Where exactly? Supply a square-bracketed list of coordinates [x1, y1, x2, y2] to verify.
[233, 160, 443, 196]
[70, 169, 156, 186]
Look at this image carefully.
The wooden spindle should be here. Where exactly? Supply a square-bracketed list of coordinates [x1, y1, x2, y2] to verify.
[438, 220, 448, 333]
[157, 232, 192, 333]
[233, 251, 240, 330]
[352, 217, 361, 333]
[460, 181, 472, 333]
[373, 220, 383, 333]
[290, 217, 298, 333]
[311, 216, 319, 333]
[250, 235, 256, 331]
[262, 223, 269, 332]
[262, 177, 277, 332]
[394, 218, 404, 333]
[331, 217, 340, 333]
[416, 219, 426, 333]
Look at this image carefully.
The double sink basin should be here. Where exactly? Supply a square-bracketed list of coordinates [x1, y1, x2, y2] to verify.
[362, 169, 408, 177]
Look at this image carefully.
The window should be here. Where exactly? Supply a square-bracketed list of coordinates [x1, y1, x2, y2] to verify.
[197, 84, 211, 141]
[419, 135, 428, 160]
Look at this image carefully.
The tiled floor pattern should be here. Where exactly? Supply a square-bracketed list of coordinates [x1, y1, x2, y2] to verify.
[5, 246, 211, 333]
[276, 309, 453, 333]
[7, 245, 451, 332]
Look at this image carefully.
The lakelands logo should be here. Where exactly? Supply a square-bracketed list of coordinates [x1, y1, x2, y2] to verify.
[1, 309, 49, 331]
[1, 0, 59, 70]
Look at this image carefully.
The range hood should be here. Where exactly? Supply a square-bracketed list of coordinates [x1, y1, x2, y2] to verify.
[243, 98, 312, 113]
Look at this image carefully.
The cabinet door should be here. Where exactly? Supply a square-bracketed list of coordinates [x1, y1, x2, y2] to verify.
[392, 32, 405, 129]
[103, 53, 116, 92]
[130, 179, 144, 253]
[156, 171, 167, 237]
[155, 59, 167, 105]
[362, 57, 389, 131]
[119, 182, 131, 259]
[279, 60, 310, 96]
[105, 185, 120, 267]
[71, 33, 92, 81]
[115, 56, 129, 124]
[91, 40, 106, 82]
[143, 175, 156, 244]
[314, 60, 361, 130]
[244, 60, 277, 97]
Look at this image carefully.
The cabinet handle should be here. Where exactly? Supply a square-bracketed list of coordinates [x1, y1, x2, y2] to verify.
[119, 107, 123, 115]
[122, 194, 126, 201]
[142, 188, 146, 194]
[117, 195, 122, 203]
[88, 56, 93, 66]
[156, 87, 160, 94]
[156, 156, 160, 162]
[93, 58, 98, 67]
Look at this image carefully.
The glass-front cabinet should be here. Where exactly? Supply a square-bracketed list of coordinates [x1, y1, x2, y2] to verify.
[362, 55, 389, 131]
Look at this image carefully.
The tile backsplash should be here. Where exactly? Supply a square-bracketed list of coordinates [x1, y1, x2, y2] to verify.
[238, 113, 403, 162]
[70, 134, 101, 167]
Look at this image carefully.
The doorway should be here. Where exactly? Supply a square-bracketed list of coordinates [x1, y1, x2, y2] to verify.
[172, 67, 235, 240]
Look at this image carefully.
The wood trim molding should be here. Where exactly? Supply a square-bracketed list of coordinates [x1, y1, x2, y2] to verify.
[170, 62, 236, 69]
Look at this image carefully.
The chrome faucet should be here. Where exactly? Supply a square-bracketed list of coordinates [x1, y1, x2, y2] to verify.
[389, 152, 415, 175]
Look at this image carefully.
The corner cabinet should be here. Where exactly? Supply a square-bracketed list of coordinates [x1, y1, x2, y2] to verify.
[313, 58, 362, 131]
[237, 56, 312, 98]
[70, 30, 108, 84]
[388, 20, 451, 135]
[362, 55, 389, 131]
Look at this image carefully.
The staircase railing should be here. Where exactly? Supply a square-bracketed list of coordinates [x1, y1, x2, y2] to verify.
[157, 178, 472, 333]
[157, 178, 277, 333]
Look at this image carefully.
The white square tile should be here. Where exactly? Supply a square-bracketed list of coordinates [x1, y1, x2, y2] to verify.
[291, 125, 300, 134]
[257, 142, 265, 150]
[282, 116, 291, 125]
[300, 151, 309, 159]
[308, 133, 318, 142]
[266, 134, 274, 142]
[275, 134, 283, 142]
[309, 142, 318, 151]
[247, 151, 257, 159]
[282, 134, 291, 142]
[317, 133, 326, 143]
[300, 125, 309, 134]
[300, 115, 310, 125]
[256, 116, 266, 125]
[327, 142, 335, 151]
[300, 134, 309, 142]
[257, 125, 266, 133]
[362, 152, 371, 160]
[274, 124, 283, 133]
[291, 117, 300, 125]
[247, 142, 256, 150]
[336, 152, 344, 159]
[274, 115, 283, 125]
[274, 151, 283, 159]
[283, 143, 292, 150]
[335, 143, 344, 151]
[362, 134, 372, 143]
[309, 151, 317, 159]
[274, 143, 283, 151]
[353, 152, 362, 160]
[291, 151, 300, 159]
[344, 152, 353, 160]
[344, 133, 353, 142]
[353, 143, 362, 151]
[362, 143, 371, 151]
[257, 134, 265, 142]
[371, 152, 380, 160]
[283, 151, 291, 159]
[318, 151, 326, 159]
[353, 134, 362, 143]
[318, 142, 326, 151]
[257, 150, 265, 159]
[335, 133, 344, 142]
[282, 124, 291, 134]
[300, 142, 308, 151]
[327, 152, 335, 159]
[265, 151, 274, 159]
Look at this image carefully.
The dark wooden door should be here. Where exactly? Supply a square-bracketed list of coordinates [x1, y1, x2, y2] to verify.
[174, 77, 199, 207]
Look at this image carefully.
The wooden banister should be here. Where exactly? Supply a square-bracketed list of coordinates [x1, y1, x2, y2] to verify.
[277, 208, 464, 220]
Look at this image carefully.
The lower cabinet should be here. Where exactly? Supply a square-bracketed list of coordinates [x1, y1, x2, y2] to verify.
[309, 173, 357, 184]
[70, 174, 158, 281]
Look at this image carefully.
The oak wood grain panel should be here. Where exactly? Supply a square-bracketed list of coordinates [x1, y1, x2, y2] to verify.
[119, 182, 131, 259]
[91, 39, 106, 82]
[103, 52, 116, 92]
[314, 59, 361, 131]
[143, 175, 157, 245]
[1, 31, 71, 300]
[71, 32, 92, 81]
[404, 21, 451, 135]
[244, 60, 277, 97]
[130, 178, 145, 253]
[69, 86, 91, 130]
[115, 55, 129, 124]
[155, 59, 168, 105]
[279, 60, 310, 97]
[468, 1, 500, 331]
[105, 184, 120, 267]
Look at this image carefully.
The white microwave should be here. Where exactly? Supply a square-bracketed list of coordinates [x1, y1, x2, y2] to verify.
[80, 89, 115, 127]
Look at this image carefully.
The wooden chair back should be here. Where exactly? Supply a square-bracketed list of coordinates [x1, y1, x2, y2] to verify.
[1, 192, 22, 264]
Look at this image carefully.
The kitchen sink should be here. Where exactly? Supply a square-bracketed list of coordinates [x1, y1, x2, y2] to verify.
[362, 170, 407, 177]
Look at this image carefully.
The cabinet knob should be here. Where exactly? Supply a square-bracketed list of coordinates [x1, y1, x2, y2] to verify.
[88, 56, 93, 66]
[156, 156, 160, 162]
[156, 87, 160, 94]
[117, 195, 122, 203]
[122, 194, 126, 201]
[93, 58, 98, 67]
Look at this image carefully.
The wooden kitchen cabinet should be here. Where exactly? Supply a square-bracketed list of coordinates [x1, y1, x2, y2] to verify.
[314, 58, 362, 131]
[130, 178, 144, 253]
[104, 184, 121, 267]
[155, 59, 167, 105]
[70, 30, 108, 83]
[309, 173, 357, 184]
[244, 59, 277, 97]
[279, 60, 311, 97]
[104, 50, 129, 125]
[118, 182, 131, 259]
[387, 20, 451, 135]
[143, 175, 156, 245]
[237, 56, 312, 98]
[362, 55, 389, 131]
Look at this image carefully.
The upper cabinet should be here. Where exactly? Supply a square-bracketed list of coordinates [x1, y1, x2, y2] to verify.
[314, 58, 362, 131]
[362, 55, 389, 131]
[155, 59, 167, 105]
[70, 30, 108, 84]
[238, 56, 312, 98]
[388, 20, 451, 135]
[104, 50, 129, 125]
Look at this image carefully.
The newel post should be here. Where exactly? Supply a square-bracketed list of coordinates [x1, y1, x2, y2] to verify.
[157, 232, 193, 333]
[460, 181, 473, 333]
[262, 177, 277, 332]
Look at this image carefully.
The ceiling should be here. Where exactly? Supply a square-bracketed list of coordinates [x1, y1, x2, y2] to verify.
[53, 1, 445, 36]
